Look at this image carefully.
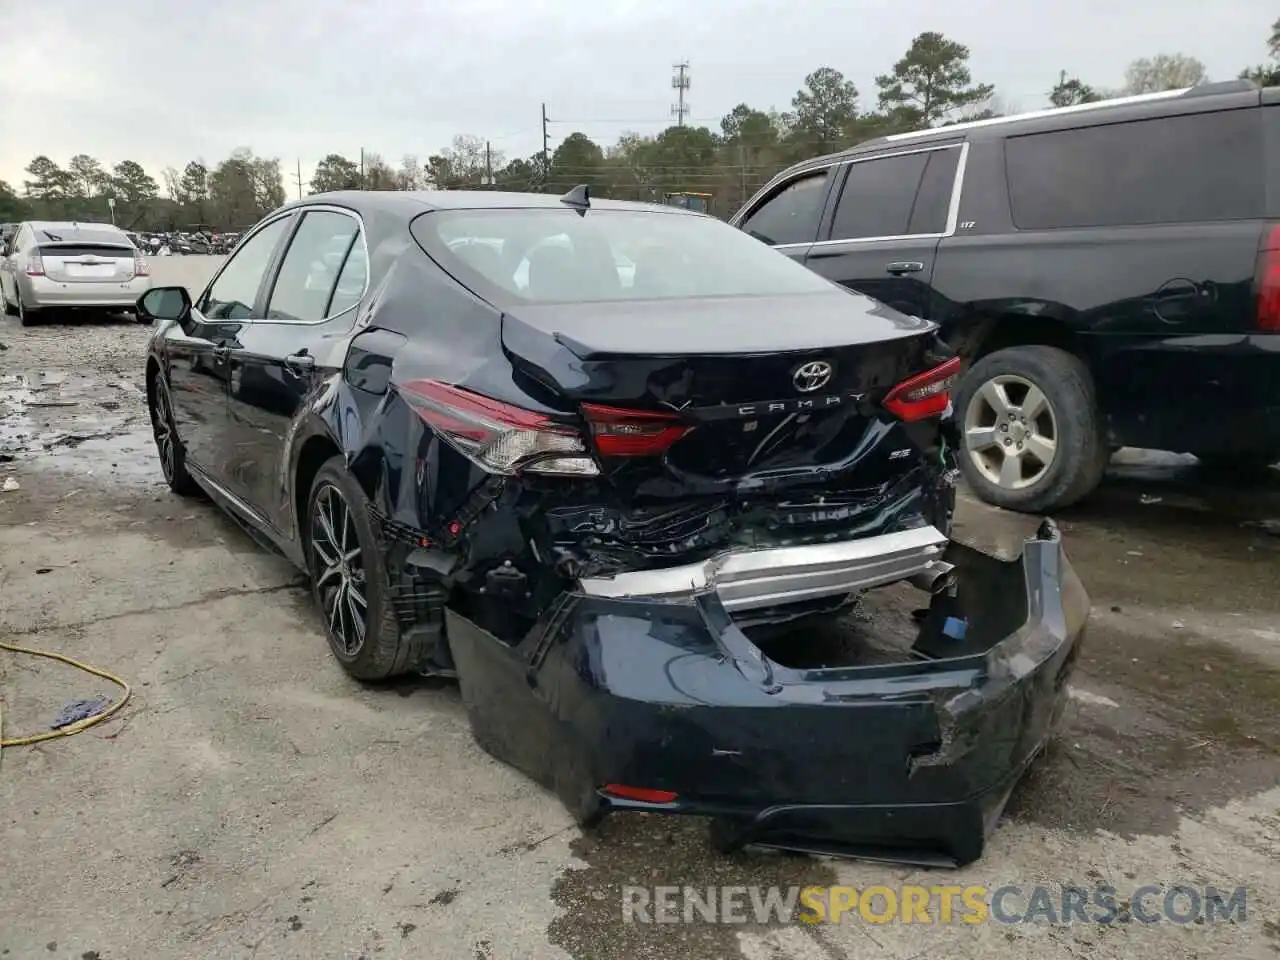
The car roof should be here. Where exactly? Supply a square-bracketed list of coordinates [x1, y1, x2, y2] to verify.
[27, 220, 125, 233]
[776, 79, 1269, 178]
[290, 190, 694, 217]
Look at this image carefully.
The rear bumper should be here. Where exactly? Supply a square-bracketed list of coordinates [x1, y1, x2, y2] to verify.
[446, 519, 1088, 866]
[20, 274, 151, 309]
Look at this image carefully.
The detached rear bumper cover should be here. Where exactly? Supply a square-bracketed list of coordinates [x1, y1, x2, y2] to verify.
[446, 520, 1088, 867]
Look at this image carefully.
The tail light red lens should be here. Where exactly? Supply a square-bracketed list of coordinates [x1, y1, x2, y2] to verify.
[580, 403, 691, 457]
[133, 250, 150, 277]
[1255, 225, 1280, 333]
[882, 356, 962, 422]
[25, 254, 45, 277]
[400, 379, 598, 477]
[602, 784, 679, 804]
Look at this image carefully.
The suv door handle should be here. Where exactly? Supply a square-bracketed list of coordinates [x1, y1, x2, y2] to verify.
[886, 261, 924, 275]
[284, 353, 316, 376]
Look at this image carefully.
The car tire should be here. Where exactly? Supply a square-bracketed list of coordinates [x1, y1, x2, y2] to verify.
[305, 456, 421, 680]
[148, 372, 203, 498]
[17, 296, 39, 327]
[954, 345, 1108, 513]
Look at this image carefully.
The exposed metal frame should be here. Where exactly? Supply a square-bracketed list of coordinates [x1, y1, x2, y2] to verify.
[578, 525, 949, 612]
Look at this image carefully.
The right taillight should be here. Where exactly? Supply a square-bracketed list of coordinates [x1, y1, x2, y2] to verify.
[25, 253, 45, 277]
[1255, 225, 1280, 332]
[133, 250, 150, 277]
[882, 356, 962, 422]
[399, 379, 598, 477]
[581, 403, 691, 457]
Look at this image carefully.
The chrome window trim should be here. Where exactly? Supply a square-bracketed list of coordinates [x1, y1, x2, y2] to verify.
[254, 204, 371, 327]
[196, 204, 371, 327]
[769, 141, 970, 251]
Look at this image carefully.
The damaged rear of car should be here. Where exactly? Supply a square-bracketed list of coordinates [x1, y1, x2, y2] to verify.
[144, 189, 1088, 865]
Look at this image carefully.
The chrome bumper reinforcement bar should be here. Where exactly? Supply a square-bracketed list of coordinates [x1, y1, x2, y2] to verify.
[577, 525, 950, 611]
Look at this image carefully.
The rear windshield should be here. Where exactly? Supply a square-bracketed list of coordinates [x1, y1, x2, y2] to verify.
[38, 243, 135, 258]
[410, 207, 837, 304]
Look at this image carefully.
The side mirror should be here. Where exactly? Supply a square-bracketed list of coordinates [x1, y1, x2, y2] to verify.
[137, 285, 191, 323]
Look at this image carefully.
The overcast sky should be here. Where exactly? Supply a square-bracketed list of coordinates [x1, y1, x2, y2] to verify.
[1, 0, 1274, 191]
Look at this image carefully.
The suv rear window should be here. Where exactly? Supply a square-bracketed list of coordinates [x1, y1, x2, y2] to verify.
[411, 207, 837, 305]
[1005, 109, 1263, 229]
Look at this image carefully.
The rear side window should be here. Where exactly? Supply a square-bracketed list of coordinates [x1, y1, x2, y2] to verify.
[829, 151, 929, 241]
[266, 210, 362, 322]
[908, 148, 961, 235]
[739, 173, 828, 246]
[1006, 110, 1263, 229]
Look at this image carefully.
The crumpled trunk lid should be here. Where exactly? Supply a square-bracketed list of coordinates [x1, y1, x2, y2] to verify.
[501, 292, 947, 493]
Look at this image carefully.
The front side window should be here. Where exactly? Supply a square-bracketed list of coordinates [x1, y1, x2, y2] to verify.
[266, 211, 362, 322]
[1005, 109, 1262, 229]
[201, 216, 290, 320]
[738, 173, 828, 246]
[412, 207, 839, 307]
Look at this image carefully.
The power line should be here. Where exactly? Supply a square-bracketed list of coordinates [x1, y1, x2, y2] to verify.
[671, 61, 691, 126]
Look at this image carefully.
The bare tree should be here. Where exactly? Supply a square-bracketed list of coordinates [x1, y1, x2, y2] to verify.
[1123, 54, 1207, 94]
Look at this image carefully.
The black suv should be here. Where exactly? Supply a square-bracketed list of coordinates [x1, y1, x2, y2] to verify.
[731, 79, 1280, 512]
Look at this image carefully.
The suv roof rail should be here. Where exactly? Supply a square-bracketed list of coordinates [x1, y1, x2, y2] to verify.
[1182, 78, 1259, 97]
[882, 86, 1212, 143]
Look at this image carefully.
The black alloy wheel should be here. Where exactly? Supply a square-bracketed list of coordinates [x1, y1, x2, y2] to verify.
[149, 373, 201, 496]
[304, 456, 424, 680]
[310, 480, 370, 658]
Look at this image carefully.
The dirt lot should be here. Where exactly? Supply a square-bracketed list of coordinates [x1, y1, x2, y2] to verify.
[2, 256, 1279, 959]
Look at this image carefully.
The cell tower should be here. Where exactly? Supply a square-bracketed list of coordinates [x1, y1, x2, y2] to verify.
[671, 61, 690, 126]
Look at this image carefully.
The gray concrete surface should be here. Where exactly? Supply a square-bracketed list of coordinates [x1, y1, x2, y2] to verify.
[1, 257, 1278, 959]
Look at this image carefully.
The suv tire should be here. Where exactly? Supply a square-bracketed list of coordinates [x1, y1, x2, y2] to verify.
[954, 345, 1108, 513]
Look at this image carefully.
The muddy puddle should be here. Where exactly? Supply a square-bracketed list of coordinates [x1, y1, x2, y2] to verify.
[1, 371, 160, 488]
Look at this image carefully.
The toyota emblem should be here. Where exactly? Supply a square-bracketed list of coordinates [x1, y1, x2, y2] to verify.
[793, 360, 833, 393]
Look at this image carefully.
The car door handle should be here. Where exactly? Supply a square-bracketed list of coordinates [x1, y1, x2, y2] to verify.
[284, 353, 316, 376]
[885, 261, 924, 275]
[212, 346, 230, 360]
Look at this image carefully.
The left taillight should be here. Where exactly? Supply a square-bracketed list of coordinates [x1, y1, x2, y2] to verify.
[882, 356, 962, 422]
[399, 379, 599, 477]
[25, 253, 45, 277]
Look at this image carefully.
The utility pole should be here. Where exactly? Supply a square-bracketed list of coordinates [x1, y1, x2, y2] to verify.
[360, 148, 365, 185]
[485, 141, 493, 189]
[541, 103, 551, 186]
[293, 158, 303, 199]
[671, 61, 690, 126]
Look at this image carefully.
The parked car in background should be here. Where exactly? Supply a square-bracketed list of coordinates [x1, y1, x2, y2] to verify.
[731, 79, 1280, 512]
[135, 188, 1086, 864]
[0, 220, 151, 326]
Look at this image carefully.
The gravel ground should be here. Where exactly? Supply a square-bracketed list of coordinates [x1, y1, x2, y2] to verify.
[2, 256, 1279, 959]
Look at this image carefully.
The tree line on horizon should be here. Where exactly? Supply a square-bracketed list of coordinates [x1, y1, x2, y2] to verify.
[3, 23, 1277, 233]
